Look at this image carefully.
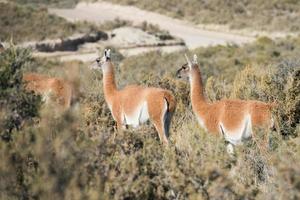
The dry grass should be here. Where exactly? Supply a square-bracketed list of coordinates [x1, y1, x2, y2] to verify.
[11, 0, 82, 8]
[0, 34, 300, 199]
[11, 0, 300, 32]
[106, 0, 300, 32]
[0, 2, 118, 43]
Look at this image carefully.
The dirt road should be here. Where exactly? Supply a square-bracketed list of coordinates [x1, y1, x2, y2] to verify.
[50, 1, 255, 49]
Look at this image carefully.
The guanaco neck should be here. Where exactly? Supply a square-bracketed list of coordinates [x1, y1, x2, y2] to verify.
[190, 65, 209, 114]
[102, 61, 117, 104]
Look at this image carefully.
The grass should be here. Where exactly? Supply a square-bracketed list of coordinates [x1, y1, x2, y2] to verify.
[10, 0, 300, 32]
[0, 34, 300, 199]
[0, 2, 169, 44]
[105, 0, 300, 32]
[0, 2, 108, 43]
[11, 0, 81, 8]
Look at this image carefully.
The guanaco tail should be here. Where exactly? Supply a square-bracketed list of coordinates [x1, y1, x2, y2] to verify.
[176, 54, 274, 152]
[94, 49, 176, 144]
[23, 73, 73, 110]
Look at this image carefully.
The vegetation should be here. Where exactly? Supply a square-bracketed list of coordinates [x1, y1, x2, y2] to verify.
[0, 33, 299, 199]
[106, 0, 300, 32]
[0, 2, 103, 43]
[10, 0, 300, 32]
[0, 46, 41, 141]
[1, 1, 299, 199]
[117, 36, 300, 137]
[0, 2, 167, 44]
[11, 0, 81, 8]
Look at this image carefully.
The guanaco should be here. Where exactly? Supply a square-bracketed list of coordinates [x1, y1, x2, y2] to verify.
[176, 54, 274, 152]
[23, 73, 73, 110]
[95, 49, 176, 144]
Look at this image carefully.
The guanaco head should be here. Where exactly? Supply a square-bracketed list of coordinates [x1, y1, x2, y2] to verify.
[95, 49, 112, 72]
[176, 54, 198, 80]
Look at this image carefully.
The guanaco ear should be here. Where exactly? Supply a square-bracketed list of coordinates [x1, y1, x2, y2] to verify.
[193, 54, 198, 64]
[104, 49, 107, 57]
[184, 54, 192, 69]
[106, 49, 111, 60]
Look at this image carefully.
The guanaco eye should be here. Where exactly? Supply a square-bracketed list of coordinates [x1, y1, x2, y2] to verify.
[96, 58, 100, 63]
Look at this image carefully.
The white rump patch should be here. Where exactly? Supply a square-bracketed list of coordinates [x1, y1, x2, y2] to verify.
[220, 114, 252, 145]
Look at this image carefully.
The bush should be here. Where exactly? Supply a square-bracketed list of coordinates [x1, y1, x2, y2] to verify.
[0, 46, 41, 141]
[231, 61, 300, 137]
[1, 37, 300, 199]
[0, 109, 99, 199]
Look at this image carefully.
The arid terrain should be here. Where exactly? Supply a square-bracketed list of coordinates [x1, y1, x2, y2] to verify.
[1, 1, 300, 200]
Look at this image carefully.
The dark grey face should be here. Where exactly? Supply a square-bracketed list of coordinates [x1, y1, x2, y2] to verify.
[176, 63, 190, 79]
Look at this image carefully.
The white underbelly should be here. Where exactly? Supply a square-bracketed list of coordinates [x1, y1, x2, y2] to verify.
[220, 114, 252, 145]
[123, 101, 149, 128]
[196, 115, 207, 131]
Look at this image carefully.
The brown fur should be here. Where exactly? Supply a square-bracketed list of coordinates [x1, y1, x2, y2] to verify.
[177, 60, 273, 147]
[101, 61, 176, 144]
[23, 73, 73, 110]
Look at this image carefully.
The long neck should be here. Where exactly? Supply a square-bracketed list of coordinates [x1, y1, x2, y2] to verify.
[102, 62, 117, 103]
[190, 66, 208, 112]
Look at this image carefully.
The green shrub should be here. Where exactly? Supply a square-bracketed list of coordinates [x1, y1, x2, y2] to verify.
[0, 109, 100, 199]
[0, 46, 41, 141]
[1, 36, 300, 199]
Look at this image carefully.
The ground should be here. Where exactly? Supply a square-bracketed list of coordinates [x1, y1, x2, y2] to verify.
[0, 1, 300, 200]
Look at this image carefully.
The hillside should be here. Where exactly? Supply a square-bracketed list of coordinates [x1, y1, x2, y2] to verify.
[11, 0, 300, 32]
[11, 0, 80, 8]
[106, 0, 300, 32]
[0, 2, 99, 43]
